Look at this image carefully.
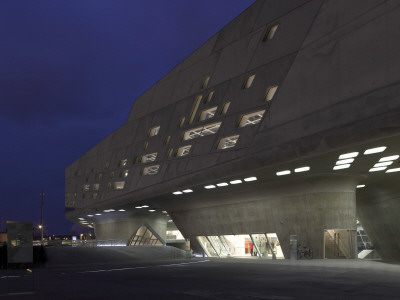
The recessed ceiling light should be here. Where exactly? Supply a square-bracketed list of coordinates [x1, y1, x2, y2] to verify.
[230, 180, 242, 184]
[142, 205, 149, 208]
[333, 164, 351, 170]
[167, 220, 173, 223]
[369, 167, 387, 172]
[244, 177, 257, 182]
[162, 211, 167, 214]
[95, 213, 102, 216]
[356, 185, 365, 188]
[294, 167, 310, 173]
[373, 161, 393, 168]
[118, 209, 126, 212]
[173, 191, 183, 195]
[204, 185, 216, 189]
[216, 182, 229, 187]
[148, 209, 156, 212]
[364, 146, 386, 155]
[338, 152, 359, 159]
[78, 218, 85, 220]
[87, 215, 93, 217]
[336, 158, 354, 165]
[386, 168, 400, 173]
[135, 206, 142, 209]
[183, 189, 193, 193]
[276, 170, 290, 176]
[379, 155, 399, 162]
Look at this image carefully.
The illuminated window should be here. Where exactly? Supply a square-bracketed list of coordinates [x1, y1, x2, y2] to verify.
[82, 184, 90, 192]
[265, 85, 278, 101]
[120, 170, 129, 178]
[205, 90, 214, 103]
[189, 95, 202, 124]
[119, 159, 127, 167]
[201, 75, 210, 89]
[93, 183, 99, 190]
[243, 74, 255, 89]
[98, 173, 103, 181]
[167, 149, 173, 158]
[238, 110, 265, 127]
[141, 152, 157, 163]
[221, 102, 230, 115]
[217, 135, 239, 149]
[263, 24, 278, 41]
[107, 182, 112, 189]
[178, 117, 186, 127]
[142, 165, 160, 175]
[91, 193, 97, 199]
[183, 122, 221, 140]
[164, 135, 171, 145]
[176, 145, 191, 157]
[148, 126, 160, 137]
[143, 141, 148, 150]
[113, 181, 125, 190]
[105, 162, 110, 169]
[199, 106, 218, 121]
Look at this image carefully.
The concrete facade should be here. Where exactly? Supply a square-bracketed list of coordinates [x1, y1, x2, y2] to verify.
[66, 0, 400, 260]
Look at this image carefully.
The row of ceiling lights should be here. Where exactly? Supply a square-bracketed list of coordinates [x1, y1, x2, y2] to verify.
[172, 176, 258, 195]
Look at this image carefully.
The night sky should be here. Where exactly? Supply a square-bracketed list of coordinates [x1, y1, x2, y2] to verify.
[0, 1, 255, 235]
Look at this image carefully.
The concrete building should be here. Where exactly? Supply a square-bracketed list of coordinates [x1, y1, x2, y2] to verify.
[65, 0, 400, 260]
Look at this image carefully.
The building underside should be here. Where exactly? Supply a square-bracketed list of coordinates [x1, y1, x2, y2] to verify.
[65, 0, 400, 260]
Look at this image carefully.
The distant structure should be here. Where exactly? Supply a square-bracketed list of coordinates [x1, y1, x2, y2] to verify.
[65, 0, 400, 260]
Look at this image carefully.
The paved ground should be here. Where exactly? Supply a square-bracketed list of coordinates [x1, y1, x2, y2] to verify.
[1, 258, 400, 299]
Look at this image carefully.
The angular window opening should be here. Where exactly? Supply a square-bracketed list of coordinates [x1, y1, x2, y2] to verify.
[143, 141, 148, 150]
[120, 170, 129, 178]
[189, 95, 202, 124]
[167, 148, 173, 158]
[93, 183, 100, 191]
[98, 173, 103, 181]
[178, 117, 186, 128]
[221, 102, 231, 115]
[205, 90, 214, 103]
[82, 184, 90, 192]
[129, 225, 163, 246]
[263, 24, 279, 41]
[91, 193, 97, 199]
[265, 85, 278, 101]
[148, 126, 160, 137]
[113, 181, 125, 190]
[238, 110, 265, 127]
[176, 145, 191, 157]
[141, 152, 157, 163]
[243, 74, 256, 89]
[164, 135, 171, 145]
[105, 162, 110, 169]
[142, 165, 160, 175]
[199, 106, 218, 122]
[119, 159, 127, 167]
[217, 135, 239, 150]
[201, 75, 211, 89]
[183, 122, 221, 140]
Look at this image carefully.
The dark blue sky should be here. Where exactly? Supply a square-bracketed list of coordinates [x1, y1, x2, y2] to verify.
[0, 1, 255, 235]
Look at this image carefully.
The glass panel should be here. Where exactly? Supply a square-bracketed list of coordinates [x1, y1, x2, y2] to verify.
[217, 135, 239, 150]
[149, 126, 160, 136]
[183, 122, 221, 140]
[141, 152, 158, 163]
[243, 74, 255, 89]
[199, 106, 217, 121]
[266, 233, 285, 259]
[112, 181, 125, 190]
[251, 233, 269, 257]
[142, 165, 160, 175]
[130, 225, 162, 246]
[208, 236, 230, 257]
[197, 236, 218, 257]
[176, 145, 191, 157]
[265, 86, 278, 101]
[221, 235, 252, 256]
[238, 110, 265, 127]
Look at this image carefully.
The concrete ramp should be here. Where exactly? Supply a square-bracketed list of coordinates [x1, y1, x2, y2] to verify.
[45, 246, 186, 266]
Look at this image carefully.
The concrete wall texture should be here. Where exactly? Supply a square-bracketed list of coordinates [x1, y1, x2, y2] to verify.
[66, 0, 400, 260]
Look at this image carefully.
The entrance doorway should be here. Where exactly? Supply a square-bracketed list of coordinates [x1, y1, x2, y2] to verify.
[324, 229, 356, 259]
